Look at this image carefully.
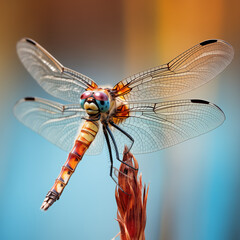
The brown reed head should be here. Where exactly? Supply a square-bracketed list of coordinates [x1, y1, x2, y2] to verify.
[114, 146, 149, 240]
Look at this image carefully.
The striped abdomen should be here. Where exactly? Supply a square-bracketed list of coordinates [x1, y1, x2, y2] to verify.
[40, 120, 99, 211]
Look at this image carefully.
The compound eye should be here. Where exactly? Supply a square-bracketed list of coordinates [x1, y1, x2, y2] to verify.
[95, 99, 110, 113]
[94, 91, 108, 101]
[80, 91, 92, 99]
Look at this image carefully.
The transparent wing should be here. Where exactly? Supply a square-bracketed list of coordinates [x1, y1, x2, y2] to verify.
[14, 97, 104, 155]
[113, 39, 234, 102]
[17, 38, 98, 103]
[111, 99, 225, 154]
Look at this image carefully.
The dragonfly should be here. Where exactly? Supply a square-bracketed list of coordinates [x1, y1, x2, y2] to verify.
[14, 38, 233, 211]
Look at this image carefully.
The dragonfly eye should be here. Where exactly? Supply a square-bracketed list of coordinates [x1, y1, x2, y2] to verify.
[80, 91, 93, 109]
[80, 91, 93, 99]
[95, 99, 110, 112]
[93, 91, 109, 101]
[93, 91, 110, 113]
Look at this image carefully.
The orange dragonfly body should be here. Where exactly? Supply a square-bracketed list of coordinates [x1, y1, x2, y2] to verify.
[14, 38, 233, 210]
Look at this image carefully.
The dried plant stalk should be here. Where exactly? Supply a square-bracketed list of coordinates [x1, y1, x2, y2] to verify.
[114, 146, 149, 240]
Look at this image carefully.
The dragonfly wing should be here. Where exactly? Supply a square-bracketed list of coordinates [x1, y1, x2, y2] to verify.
[17, 38, 98, 103]
[13, 97, 104, 155]
[111, 100, 225, 154]
[113, 39, 234, 102]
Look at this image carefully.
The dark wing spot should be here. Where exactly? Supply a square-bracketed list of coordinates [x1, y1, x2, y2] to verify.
[25, 38, 36, 45]
[24, 97, 35, 101]
[100, 101, 104, 105]
[191, 99, 209, 104]
[200, 39, 217, 46]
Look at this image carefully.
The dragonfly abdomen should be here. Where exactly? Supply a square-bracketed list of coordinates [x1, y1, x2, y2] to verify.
[41, 120, 99, 211]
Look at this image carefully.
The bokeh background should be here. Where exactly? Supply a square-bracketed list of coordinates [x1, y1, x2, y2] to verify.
[1, 0, 240, 239]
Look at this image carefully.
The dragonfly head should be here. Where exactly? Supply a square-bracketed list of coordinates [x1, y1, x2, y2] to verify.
[80, 90, 110, 115]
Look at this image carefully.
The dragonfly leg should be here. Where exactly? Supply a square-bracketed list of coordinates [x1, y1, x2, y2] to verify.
[103, 125, 127, 193]
[105, 124, 138, 171]
[109, 120, 134, 153]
